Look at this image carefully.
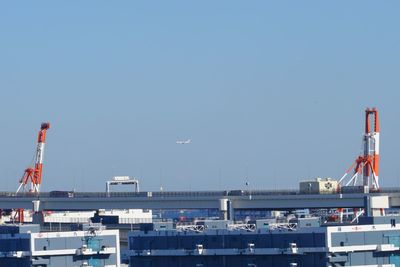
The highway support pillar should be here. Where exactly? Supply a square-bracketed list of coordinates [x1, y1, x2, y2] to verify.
[32, 200, 44, 225]
[219, 199, 232, 220]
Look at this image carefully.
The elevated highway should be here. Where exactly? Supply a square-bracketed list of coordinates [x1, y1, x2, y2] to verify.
[0, 189, 400, 212]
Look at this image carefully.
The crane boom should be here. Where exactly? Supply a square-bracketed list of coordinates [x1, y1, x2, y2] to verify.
[16, 122, 50, 194]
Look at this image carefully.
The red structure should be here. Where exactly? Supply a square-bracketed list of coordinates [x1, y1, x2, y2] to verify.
[16, 122, 50, 194]
[339, 108, 380, 190]
[13, 208, 24, 224]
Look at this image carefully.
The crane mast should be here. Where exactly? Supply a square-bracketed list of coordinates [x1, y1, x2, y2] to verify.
[339, 108, 380, 191]
[16, 122, 50, 194]
[363, 108, 380, 189]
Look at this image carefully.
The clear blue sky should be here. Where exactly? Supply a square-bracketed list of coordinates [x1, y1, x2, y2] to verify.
[0, 1, 399, 192]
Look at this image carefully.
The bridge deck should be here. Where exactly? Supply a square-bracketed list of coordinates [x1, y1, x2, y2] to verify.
[0, 190, 397, 211]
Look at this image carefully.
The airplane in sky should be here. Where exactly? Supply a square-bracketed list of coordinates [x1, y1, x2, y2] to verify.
[176, 139, 191, 144]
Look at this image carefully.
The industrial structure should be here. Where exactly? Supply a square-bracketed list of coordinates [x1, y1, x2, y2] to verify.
[4, 108, 400, 266]
[339, 108, 380, 191]
[127, 215, 400, 267]
[0, 224, 120, 267]
[16, 122, 50, 194]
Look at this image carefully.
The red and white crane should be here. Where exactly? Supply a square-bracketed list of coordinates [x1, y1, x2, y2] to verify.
[16, 122, 50, 194]
[339, 108, 380, 190]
